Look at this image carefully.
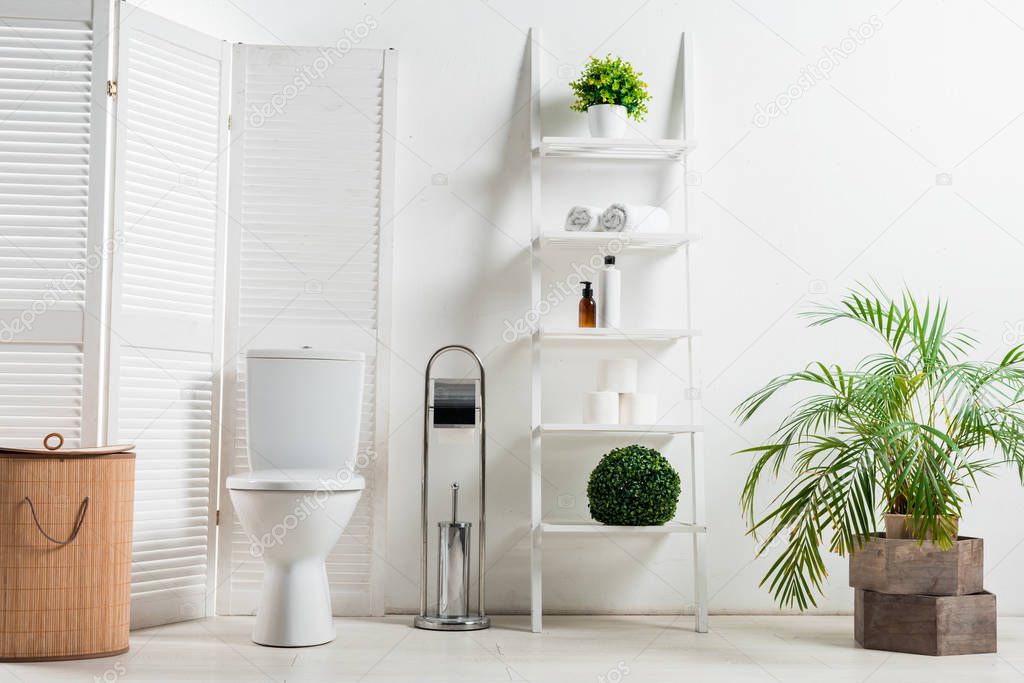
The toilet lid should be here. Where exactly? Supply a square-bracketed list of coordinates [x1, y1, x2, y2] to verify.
[226, 469, 365, 492]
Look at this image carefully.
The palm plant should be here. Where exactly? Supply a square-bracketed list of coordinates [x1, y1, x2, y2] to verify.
[735, 285, 1024, 610]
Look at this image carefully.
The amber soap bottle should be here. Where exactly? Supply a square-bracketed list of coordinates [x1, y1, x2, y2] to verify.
[579, 281, 596, 328]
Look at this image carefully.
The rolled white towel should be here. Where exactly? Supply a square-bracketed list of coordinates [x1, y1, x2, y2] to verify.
[564, 205, 602, 231]
[599, 204, 670, 233]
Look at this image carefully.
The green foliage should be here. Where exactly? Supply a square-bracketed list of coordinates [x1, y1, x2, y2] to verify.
[569, 55, 652, 122]
[587, 445, 681, 525]
[735, 284, 1024, 610]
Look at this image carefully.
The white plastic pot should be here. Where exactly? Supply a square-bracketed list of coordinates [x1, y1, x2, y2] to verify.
[587, 104, 628, 138]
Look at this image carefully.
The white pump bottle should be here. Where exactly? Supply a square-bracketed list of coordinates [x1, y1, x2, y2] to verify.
[599, 255, 621, 328]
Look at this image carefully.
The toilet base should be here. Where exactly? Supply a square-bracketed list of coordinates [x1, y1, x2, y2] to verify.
[252, 559, 336, 647]
[227, 484, 364, 648]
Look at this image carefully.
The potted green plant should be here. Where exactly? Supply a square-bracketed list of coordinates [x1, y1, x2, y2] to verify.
[569, 55, 652, 138]
[734, 286, 1024, 654]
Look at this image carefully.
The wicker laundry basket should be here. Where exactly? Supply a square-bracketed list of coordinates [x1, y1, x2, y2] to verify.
[0, 434, 135, 662]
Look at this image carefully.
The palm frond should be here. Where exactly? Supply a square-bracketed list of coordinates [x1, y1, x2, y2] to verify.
[735, 285, 1024, 609]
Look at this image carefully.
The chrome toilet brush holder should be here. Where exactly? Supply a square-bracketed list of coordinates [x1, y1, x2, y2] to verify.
[414, 345, 491, 631]
[437, 483, 470, 619]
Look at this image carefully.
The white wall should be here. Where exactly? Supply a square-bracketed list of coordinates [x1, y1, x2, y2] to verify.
[132, 0, 1024, 615]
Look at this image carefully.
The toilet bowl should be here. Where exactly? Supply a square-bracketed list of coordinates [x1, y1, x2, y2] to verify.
[226, 348, 366, 647]
[229, 470, 363, 646]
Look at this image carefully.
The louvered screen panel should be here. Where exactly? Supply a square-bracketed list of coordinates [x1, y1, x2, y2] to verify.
[220, 45, 387, 616]
[0, 345, 83, 447]
[0, 19, 91, 310]
[237, 51, 382, 329]
[108, 8, 229, 629]
[119, 25, 220, 320]
[119, 346, 213, 607]
[0, 2, 106, 450]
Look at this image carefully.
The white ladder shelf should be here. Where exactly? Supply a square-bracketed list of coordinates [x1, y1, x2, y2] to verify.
[527, 28, 708, 634]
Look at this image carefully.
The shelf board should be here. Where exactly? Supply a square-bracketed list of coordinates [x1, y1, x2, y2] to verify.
[542, 521, 707, 535]
[539, 327, 699, 342]
[535, 232, 697, 251]
[536, 423, 702, 436]
[539, 136, 695, 160]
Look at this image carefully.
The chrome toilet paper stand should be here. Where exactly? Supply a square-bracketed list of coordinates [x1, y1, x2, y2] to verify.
[414, 345, 491, 631]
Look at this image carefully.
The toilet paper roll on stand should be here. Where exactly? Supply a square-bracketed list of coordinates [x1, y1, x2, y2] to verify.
[598, 359, 637, 393]
[619, 393, 657, 424]
[583, 391, 619, 424]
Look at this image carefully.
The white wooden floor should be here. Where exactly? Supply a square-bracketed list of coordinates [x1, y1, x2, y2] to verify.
[4, 615, 1024, 682]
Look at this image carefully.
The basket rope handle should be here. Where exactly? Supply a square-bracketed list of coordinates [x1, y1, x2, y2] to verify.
[23, 496, 89, 546]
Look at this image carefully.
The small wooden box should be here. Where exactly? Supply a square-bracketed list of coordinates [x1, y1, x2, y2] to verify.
[849, 534, 983, 596]
[854, 589, 996, 656]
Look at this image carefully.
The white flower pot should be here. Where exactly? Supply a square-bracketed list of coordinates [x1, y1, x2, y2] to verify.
[587, 104, 628, 138]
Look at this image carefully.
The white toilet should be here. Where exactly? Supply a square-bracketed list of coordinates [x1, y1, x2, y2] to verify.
[227, 348, 367, 647]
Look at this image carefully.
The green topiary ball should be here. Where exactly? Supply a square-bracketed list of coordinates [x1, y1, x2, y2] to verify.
[587, 445, 681, 526]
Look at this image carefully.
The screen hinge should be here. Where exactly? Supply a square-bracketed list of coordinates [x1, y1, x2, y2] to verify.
[106, 80, 118, 98]
[227, 114, 232, 130]
[215, 509, 220, 526]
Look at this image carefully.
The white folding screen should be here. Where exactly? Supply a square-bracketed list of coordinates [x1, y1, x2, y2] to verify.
[216, 44, 395, 617]
[106, 8, 229, 628]
[0, 5, 395, 627]
[0, 0, 110, 449]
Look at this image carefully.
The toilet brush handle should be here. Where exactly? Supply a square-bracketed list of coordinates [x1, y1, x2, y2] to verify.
[451, 482, 459, 523]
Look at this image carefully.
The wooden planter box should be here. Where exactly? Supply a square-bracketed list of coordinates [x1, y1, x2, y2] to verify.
[855, 589, 996, 656]
[849, 534, 983, 596]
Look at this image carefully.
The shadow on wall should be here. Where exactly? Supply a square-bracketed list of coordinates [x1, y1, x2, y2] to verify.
[464, 36, 535, 607]
[453, 34, 533, 339]
[407, 34, 538, 613]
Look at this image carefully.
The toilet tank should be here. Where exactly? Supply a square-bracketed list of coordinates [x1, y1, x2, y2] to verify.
[245, 349, 365, 473]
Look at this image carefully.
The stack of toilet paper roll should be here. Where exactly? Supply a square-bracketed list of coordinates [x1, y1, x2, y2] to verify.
[582, 359, 657, 425]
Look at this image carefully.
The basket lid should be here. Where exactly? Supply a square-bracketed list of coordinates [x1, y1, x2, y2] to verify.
[0, 433, 135, 457]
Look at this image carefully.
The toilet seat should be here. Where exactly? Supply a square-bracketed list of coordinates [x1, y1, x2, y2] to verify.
[226, 468, 365, 492]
